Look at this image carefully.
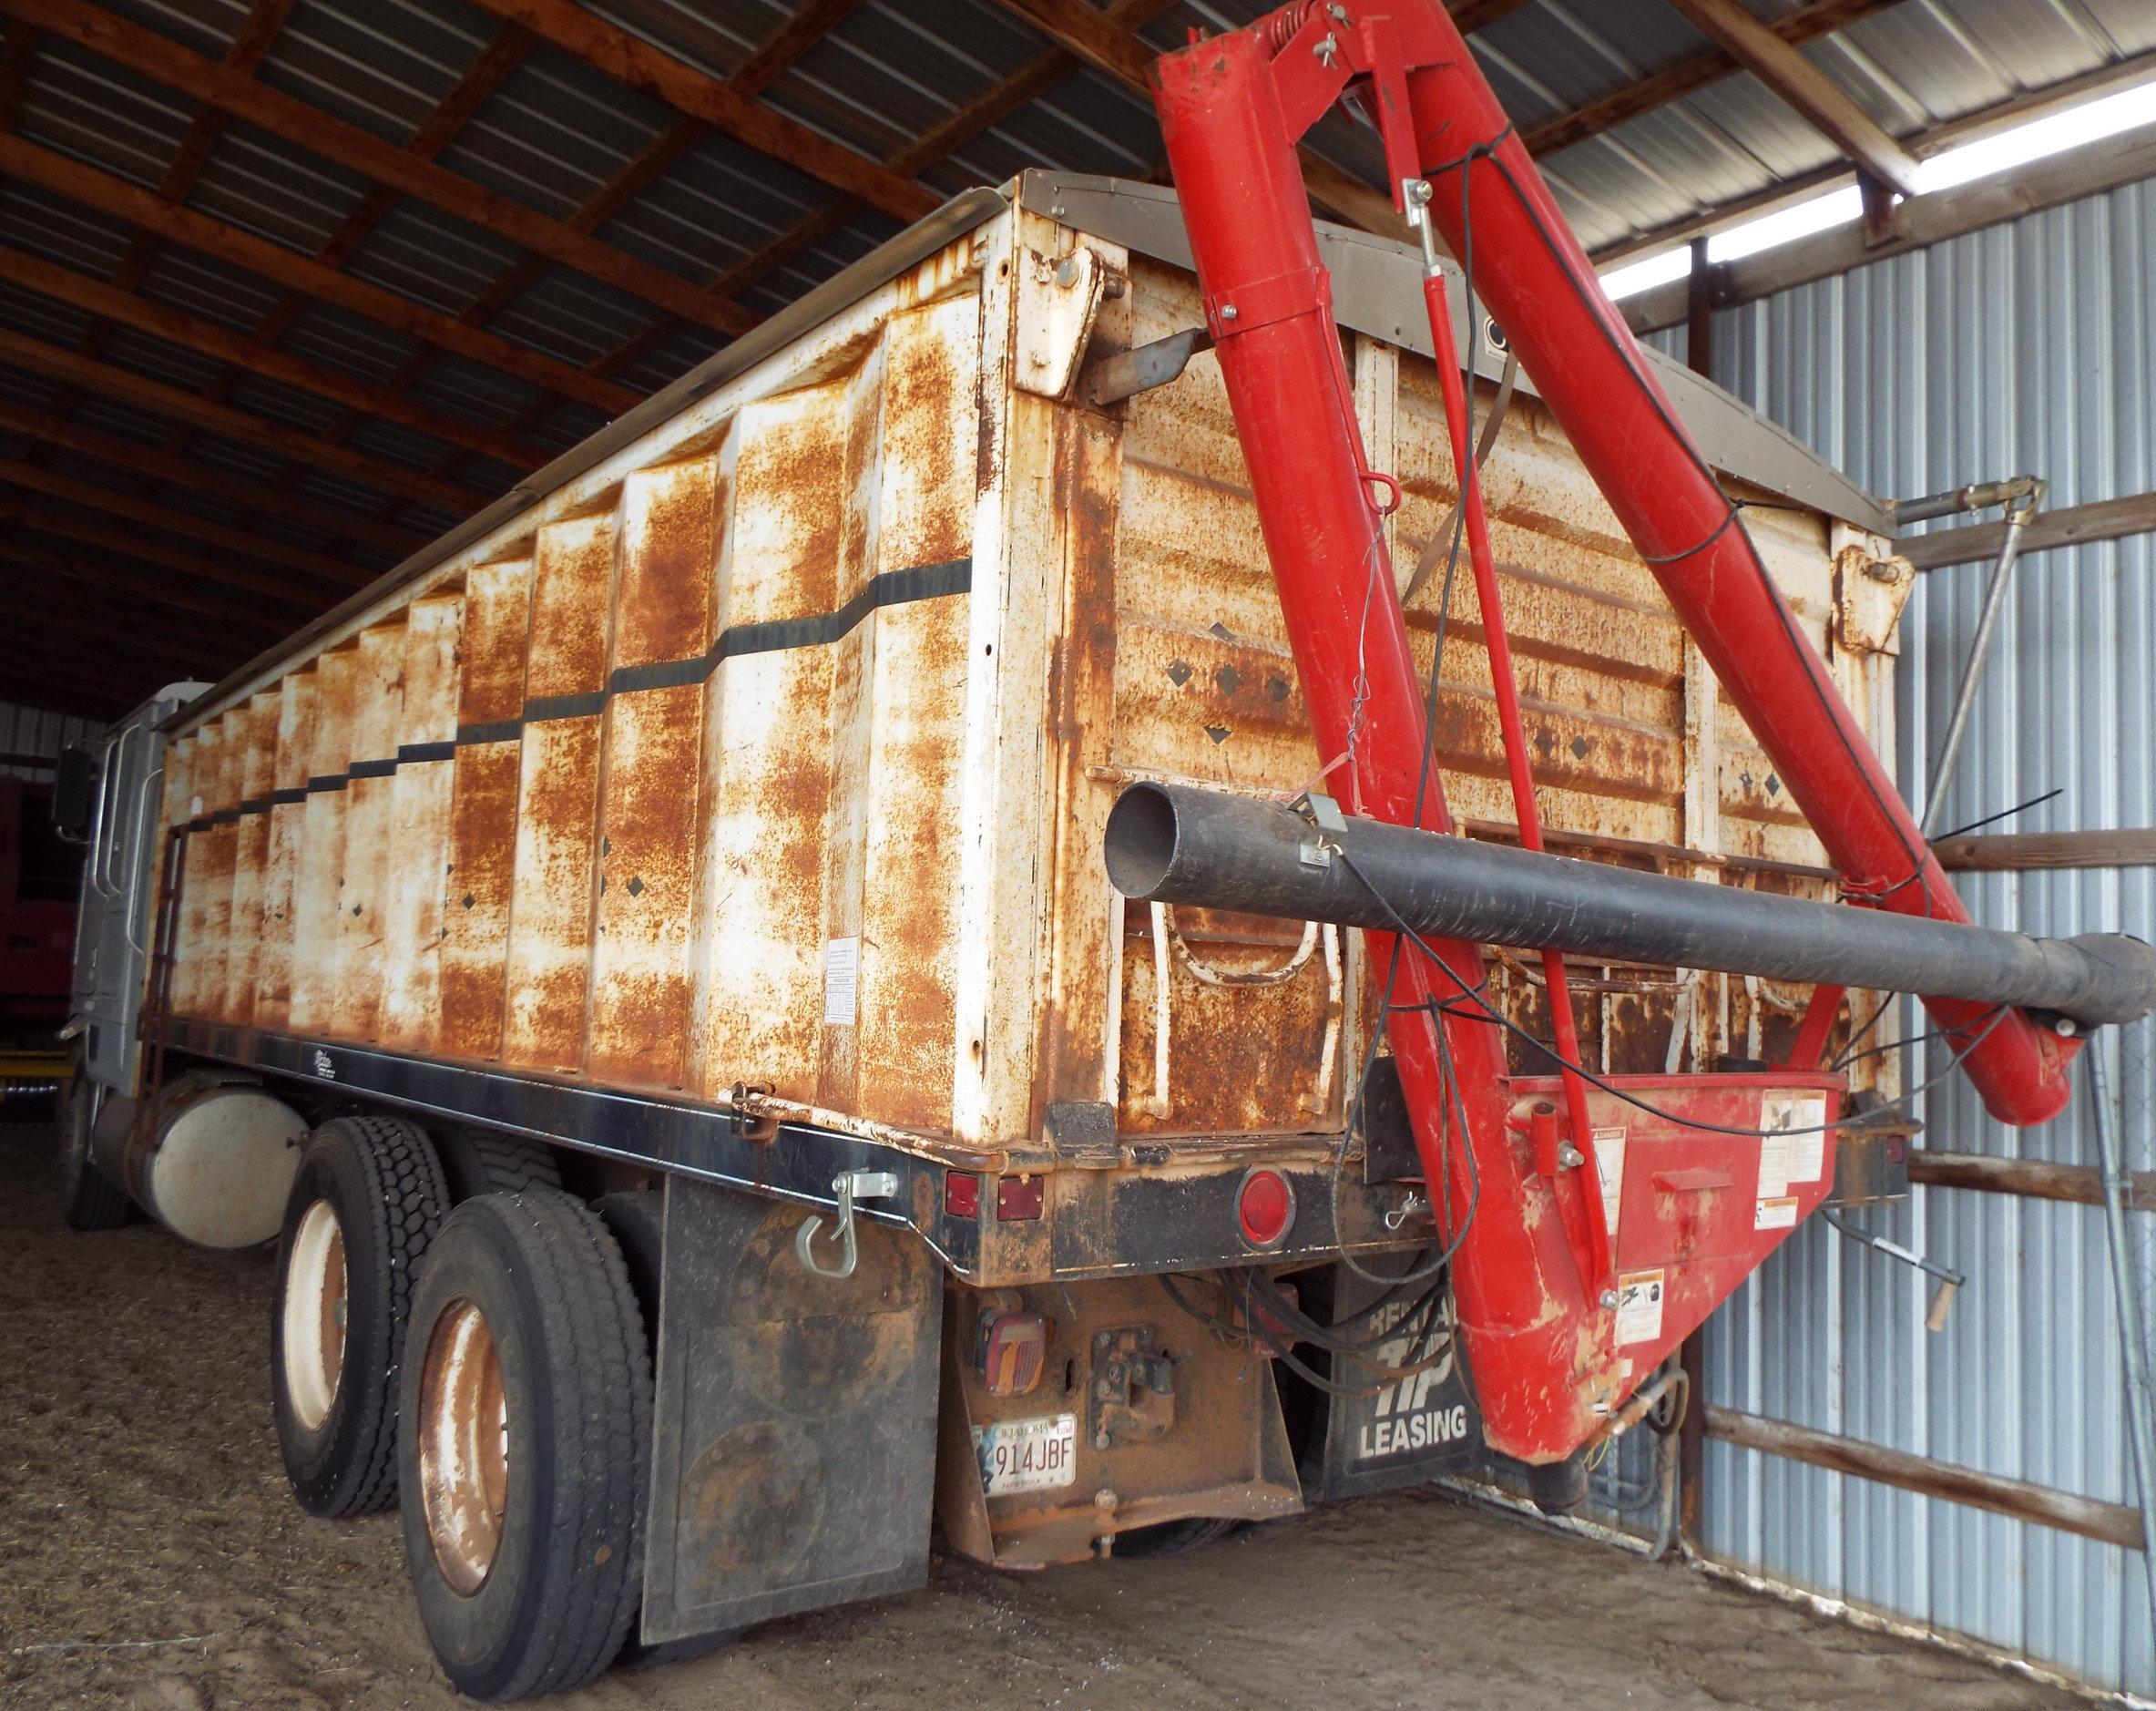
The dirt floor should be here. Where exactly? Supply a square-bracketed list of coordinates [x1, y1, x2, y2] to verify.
[0, 1119, 2089, 1711]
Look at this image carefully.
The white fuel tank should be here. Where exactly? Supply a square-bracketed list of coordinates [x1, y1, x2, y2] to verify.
[91, 1075, 307, 1247]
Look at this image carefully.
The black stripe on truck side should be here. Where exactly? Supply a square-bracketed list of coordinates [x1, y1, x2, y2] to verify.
[172, 555, 972, 826]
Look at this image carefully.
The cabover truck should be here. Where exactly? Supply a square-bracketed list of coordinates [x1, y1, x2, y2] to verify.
[56, 8, 2155, 1699]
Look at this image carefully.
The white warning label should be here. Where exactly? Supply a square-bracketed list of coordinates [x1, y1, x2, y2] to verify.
[822, 936, 860, 1027]
[1754, 1196, 1800, 1231]
[1592, 1127, 1627, 1239]
[1616, 1268, 1666, 1346]
[1758, 1093, 1827, 1209]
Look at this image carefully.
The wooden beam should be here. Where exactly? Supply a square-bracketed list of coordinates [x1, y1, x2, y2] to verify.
[0, 535, 302, 631]
[6, 614, 215, 679]
[1659, 0, 1921, 198]
[986, 0, 1409, 236]
[0, 456, 358, 589]
[0, 397, 428, 557]
[458, 0, 937, 226]
[529, 0, 1189, 402]
[1930, 828, 2156, 874]
[1908, 1147, 2156, 1214]
[1523, 0, 1904, 163]
[1903, 489, 2156, 571]
[0, 132, 639, 415]
[729, 0, 859, 98]
[0, 559, 278, 655]
[0, 323, 489, 511]
[0, 0, 754, 339]
[0, 500, 327, 614]
[1704, 1406, 2144, 1553]
[0, 243, 550, 467]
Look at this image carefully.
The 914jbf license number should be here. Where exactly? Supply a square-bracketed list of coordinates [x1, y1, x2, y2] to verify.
[972, 1412, 1078, 1498]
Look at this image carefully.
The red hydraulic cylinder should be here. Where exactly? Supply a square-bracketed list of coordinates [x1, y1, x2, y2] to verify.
[1395, 20, 2075, 1127]
[1153, 27, 1616, 1461]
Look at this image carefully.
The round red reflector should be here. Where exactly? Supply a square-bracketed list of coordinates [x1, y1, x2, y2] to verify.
[1237, 1168, 1295, 1248]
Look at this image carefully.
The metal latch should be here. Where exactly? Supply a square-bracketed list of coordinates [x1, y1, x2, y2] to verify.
[795, 1169, 899, 1280]
[1291, 789, 1347, 868]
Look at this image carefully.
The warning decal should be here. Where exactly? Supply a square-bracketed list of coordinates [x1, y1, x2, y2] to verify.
[823, 936, 859, 1027]
[1754, 1196, 1799, 1231]
[1592, 1127, 1627, 1240]
[1616, 1268, 1665, 1346]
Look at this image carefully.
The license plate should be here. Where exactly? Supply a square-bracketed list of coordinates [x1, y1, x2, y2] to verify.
[973, 1412, 1078, 1498]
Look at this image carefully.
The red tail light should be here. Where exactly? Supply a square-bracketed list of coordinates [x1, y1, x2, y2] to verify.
[1236, 1167, 1295, 1249]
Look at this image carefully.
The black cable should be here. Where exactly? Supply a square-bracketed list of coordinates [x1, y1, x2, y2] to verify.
[1930, 785, 2063, 845]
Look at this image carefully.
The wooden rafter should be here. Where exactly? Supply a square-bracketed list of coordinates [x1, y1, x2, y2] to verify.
[0, 398, 428, 556]
[0, 133, 639, 415]
[1523, 0, 1906, 161]
[557, 0, 1190, 398]
[0, 500, 327, 614]
[0, 533, 308, 631]
[1658, 0, 1920, 198]
[0, 557, 281, 652]
[0, 323, 488, 509]
[41, 0, 297, 457]
[0, 244, 550, 467]
[0, 0, 756, 337]
[0, 456, 360, 589]
[398, 0, 869, 497]
[459, 0, 936, 224]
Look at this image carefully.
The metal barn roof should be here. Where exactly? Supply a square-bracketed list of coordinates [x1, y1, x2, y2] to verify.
[0, 0, 2147, 717]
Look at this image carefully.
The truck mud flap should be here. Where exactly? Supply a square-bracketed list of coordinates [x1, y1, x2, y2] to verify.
[1302, 1263, 1483, 1503]
[640, 1179, 944, 1644]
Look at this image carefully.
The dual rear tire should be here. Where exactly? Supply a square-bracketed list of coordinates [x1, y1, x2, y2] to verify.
[269, 1113, 664, 1700]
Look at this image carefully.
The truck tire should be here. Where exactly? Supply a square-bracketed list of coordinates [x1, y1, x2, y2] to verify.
[56, 1072, 131, 1232]
[399, 1190, 650, 1702]
[272, 1114, 451, 1518]
[434, 1126, 562, 1204]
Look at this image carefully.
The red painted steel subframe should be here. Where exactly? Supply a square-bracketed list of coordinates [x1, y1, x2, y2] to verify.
[1152, 0, 2079, 1463]
[1385, 15, 2076, 1128]
[1154, 26, 1613, 1463]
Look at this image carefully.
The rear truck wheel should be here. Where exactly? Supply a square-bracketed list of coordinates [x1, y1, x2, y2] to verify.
[434, 1126, 562, 1204]
[272, 1114, 451, 1518]
[56, 1069, 131, 1232]
[399, 1189, 651, 1702]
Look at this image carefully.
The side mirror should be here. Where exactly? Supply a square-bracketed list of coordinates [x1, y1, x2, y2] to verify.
[52, 743, 96, 843]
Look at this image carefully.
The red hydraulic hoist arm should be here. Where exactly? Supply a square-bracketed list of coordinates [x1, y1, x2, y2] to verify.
[1149, 2, 2079, 1470]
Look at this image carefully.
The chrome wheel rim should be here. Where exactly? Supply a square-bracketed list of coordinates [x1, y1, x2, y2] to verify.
[417, 1298, 509, 1596]
[281, 1198, 346, 1432]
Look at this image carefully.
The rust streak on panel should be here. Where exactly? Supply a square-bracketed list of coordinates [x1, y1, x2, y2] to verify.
[255, 670, 314, 1031]
[504, 513, 619, 1075]
[691, 385, 843, 1109]
[381, 593, 464, 1054]
[225, 692, 278, 1027]
[439, 559, 533, 1063]
[333, 620, 408, 1043]
[590, 455, 726, 1091]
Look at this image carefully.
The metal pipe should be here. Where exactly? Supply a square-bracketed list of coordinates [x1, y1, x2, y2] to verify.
[1702, 1405, 2145, 1552]
[1919, 482, 2045, 837]
[2088, 1040, 2156, 1633]
[1104, 782, 2156, 1029]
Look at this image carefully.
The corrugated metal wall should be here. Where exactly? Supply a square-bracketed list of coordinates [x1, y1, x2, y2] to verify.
[1682, 179, 2156, 1696]
[0, 697, 96, 778]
